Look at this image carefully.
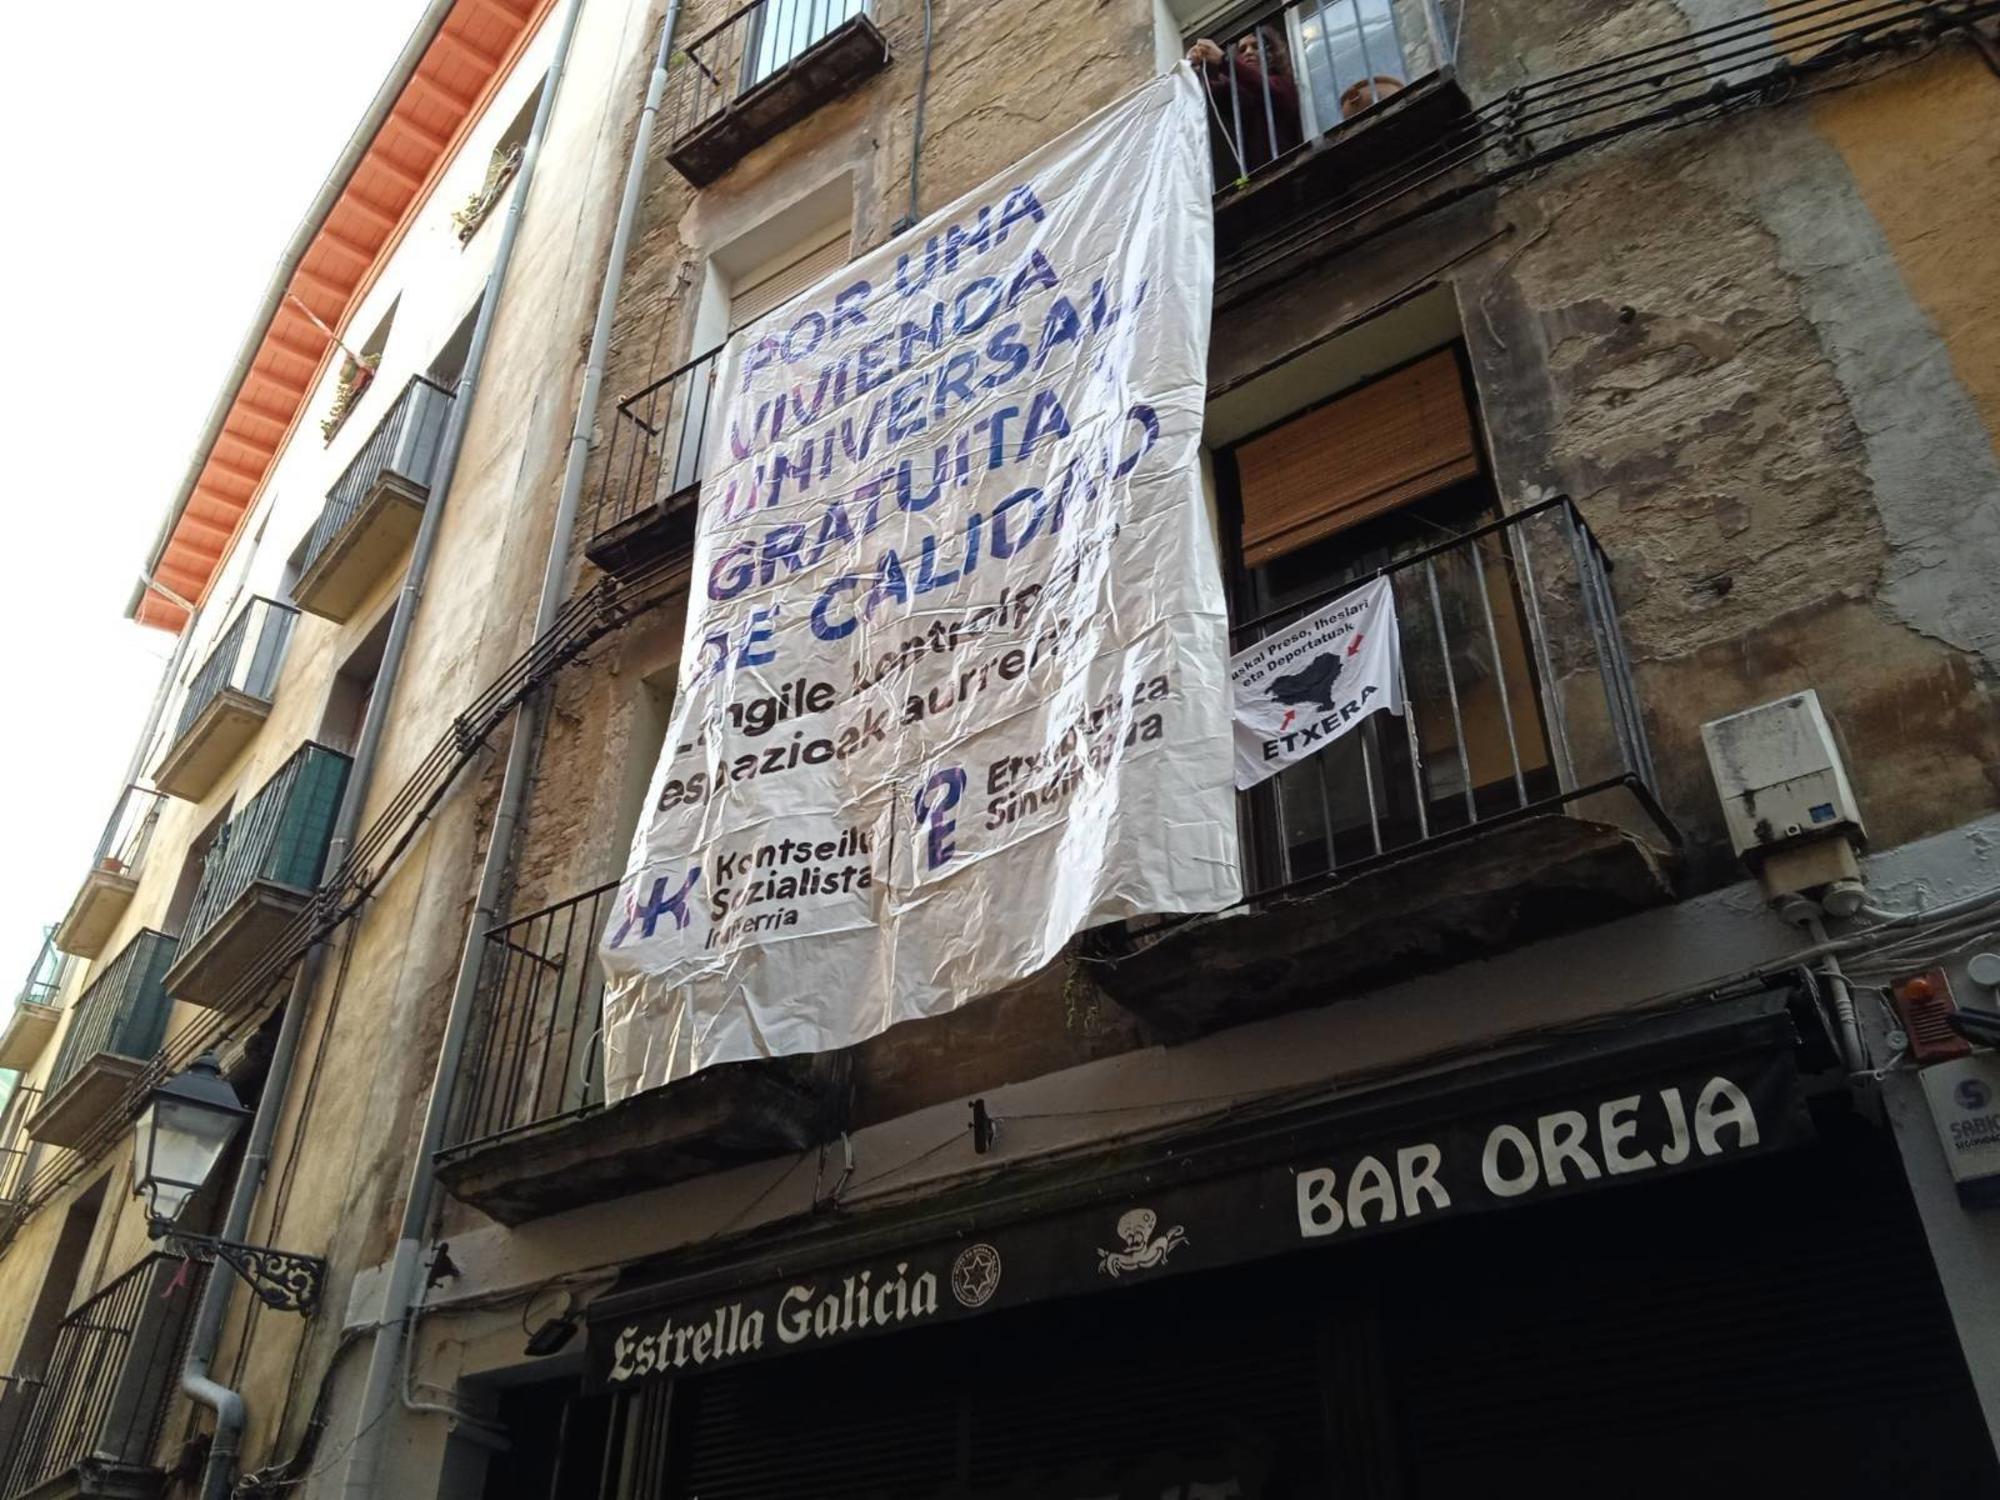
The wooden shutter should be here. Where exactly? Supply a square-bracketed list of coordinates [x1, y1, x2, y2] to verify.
[729, 228, 852, 333]
[1236, 348, 1481, 567]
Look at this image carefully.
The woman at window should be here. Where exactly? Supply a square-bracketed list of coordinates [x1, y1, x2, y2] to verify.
[1188, 27, 1303, 180]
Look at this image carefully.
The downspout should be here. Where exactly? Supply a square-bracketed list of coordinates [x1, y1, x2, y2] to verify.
[127, 0, 462, 625]
[340, 2, 686, 1493]
[178, 7, 591, 1497]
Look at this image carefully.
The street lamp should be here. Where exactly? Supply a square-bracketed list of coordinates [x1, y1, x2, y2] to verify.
[131, 1053, 326, 1314]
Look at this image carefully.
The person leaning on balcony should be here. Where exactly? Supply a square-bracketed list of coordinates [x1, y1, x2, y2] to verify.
[1188, 28, 1303, 180]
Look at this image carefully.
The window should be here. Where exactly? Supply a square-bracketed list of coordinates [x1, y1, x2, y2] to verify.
[455, 82, 541, 245]
[318, 612, 393, 757]
[743, 0, 866, 88]
[8, 1177, 107, 1387]
[727, 221, 852, 334]
[1226, 347, 1557, 890]
[162, 803, 232, 939]
[610, 668, 677, 871]
[322, 299, 399, 444]
[429, 306, 480, 388]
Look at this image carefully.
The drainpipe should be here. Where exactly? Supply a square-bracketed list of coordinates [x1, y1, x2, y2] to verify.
[127, 0, 462, 627]
[177, 7, 592, 1497]
[340, 2, 686, 1494]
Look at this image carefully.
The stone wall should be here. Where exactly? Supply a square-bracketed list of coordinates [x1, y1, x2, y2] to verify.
[499, 2, 2000, 1143]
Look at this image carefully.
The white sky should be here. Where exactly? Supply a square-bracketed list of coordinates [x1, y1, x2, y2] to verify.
[0, 1, 430, 1006]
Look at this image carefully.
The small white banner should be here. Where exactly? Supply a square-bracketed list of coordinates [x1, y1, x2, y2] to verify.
[1230, 575, 1403, 790]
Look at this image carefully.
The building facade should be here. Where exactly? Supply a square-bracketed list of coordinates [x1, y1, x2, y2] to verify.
[3, 0, 1999, 1496]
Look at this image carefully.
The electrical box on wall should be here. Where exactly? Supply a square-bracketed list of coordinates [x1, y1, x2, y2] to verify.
[1702, 690, 1865, 899]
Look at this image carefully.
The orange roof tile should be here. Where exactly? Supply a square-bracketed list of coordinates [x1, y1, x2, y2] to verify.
[136, 0, 558, 632]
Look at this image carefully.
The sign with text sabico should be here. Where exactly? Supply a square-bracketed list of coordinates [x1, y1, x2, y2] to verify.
[598, 66, 1239, 1096]
[588, 1048, 1804, 1389]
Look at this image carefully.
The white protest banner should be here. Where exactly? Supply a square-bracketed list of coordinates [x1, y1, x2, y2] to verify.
[1230, 575, 1403, 790]
[598, 68, 1239, 1096]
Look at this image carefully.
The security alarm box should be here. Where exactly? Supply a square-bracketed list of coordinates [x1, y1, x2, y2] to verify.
[1701, 690, 1864, 861]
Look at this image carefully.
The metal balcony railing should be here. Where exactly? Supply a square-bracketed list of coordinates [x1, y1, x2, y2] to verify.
[298, 374, 455, 581]
[179, 745, 351, 959]
[0, 1255, 209, 1498]
[13, 931, 71, 1013]
[88, 785, 165, 884]
[1236, 497, 1670, 899]
[442, 881, 617, 1156]
[1193, 0, 1456, 189]
[590, 347, 720, 546]
[668, 0, 870, 142]
[0, 1088, 42, 1207]
[171, 596, 298, 747]
[44, 933, 177, 1103]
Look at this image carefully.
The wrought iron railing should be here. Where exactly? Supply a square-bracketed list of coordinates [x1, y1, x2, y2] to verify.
[1235, 496, 1670, 899]
[667, 0, 870, 142]
[1193, 0, 1457, 189]
[43, 933, 177, 1103]
[87, 785, 165, 885]
[590, 347, 721, 545]
[13, 930, 71, 1013]
[0, 1254, 208, 1498]
[179, 744, 352, 959]
[298, 374, 455, 582]
[442, 881, 618, 1156]
[0, 1088, 41, 1207]
[171, 596, 298, 746]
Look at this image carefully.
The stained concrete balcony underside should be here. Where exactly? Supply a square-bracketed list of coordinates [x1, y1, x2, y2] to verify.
[667, 15, 890, 186]
[583, 484, 699, 578]
[0, 1001, 60, 1073]
[53, 868, 140, 960]
[1092, 813, 1677, 1039]
[151, 691, 269, 804]
[162, 883, 310, 1013]
[28, 1054, 147, 1149]
[291, 474, 425, 624]
[436, 1060, 842, 1226]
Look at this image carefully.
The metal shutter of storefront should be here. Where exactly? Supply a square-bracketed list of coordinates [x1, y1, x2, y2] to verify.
[664, 1263, 1329, 1499]
[1384, 1125, 1996, 1497]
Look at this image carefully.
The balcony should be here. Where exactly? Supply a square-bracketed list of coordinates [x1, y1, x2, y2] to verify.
[0, 1255, 209, 1500]
[0, 1088, 42, 1210]
[585, 348, 719, 576]
[27, 932, 176, 1150]
[53, 787, 164, 960]
[436, 882, 845, 1225]
[1090, 499, 1679, 1037]
[665, 0, 890, 186]
[162, 743, 349, 1012]
[0, 932, 70, 1073]
[293, 375, 455, 623]
[152, 596, 298, 803]
[1193, 0, 1473, 258]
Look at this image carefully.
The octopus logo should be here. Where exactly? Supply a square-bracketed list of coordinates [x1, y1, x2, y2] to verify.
[950, 1243, 1003, 1308]
[1096, 1207, 1187, 1278]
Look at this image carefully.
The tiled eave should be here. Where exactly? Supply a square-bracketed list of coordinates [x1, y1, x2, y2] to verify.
[134, 0, 557, 632]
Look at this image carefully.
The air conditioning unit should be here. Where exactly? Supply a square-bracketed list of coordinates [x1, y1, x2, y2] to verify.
[1701, 689, 1864, 900]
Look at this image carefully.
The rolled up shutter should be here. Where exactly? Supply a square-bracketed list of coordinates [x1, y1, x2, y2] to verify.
[1237, 347, 1480, 567]
[729, 228, 852, 333]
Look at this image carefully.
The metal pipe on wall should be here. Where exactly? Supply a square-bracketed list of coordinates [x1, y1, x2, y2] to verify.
[177, 4, 592, 1495]
[340, 1, 688, 1492]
